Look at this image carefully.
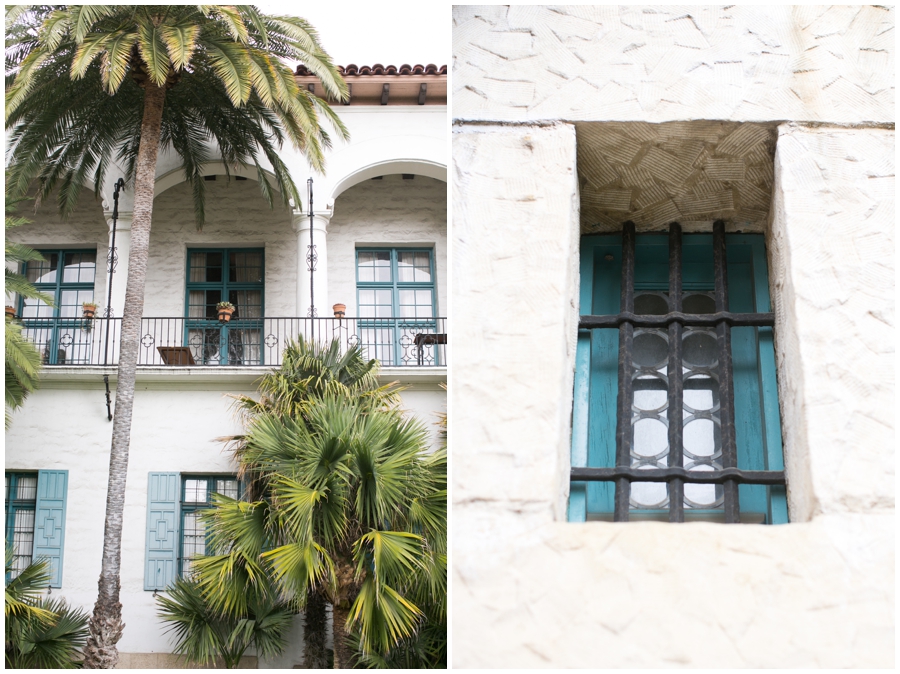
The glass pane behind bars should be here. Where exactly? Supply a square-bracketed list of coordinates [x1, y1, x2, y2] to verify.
[630, 291, 723, 511]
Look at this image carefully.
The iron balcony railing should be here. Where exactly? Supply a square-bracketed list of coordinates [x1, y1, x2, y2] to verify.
[19, 316, 447, 368]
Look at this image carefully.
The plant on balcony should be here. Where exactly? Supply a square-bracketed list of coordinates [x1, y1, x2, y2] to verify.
[216, 301, 235, 322]
[189, 338, 446, 668]
[6, 6, 349, 667]
[5, 202, 53, 428]
[5, 551, 90, 669]
[82, 302, 99, 319]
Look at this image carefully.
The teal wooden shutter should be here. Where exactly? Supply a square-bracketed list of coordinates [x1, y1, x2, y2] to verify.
[145, 472, 179, 591]
[34, 470, 68, 588]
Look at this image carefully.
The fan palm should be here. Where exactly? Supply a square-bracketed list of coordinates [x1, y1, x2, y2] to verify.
[5, 6, 348, 667]
[155, 575, 293, 669]
[5, 551, 90, 669]
[195, 396, 447, 668]
[191, 338, 446, 667]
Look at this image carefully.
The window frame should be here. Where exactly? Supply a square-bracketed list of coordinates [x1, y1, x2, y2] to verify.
[184, 247, 265, 365]
[178, 474, 240, 576]
[355, 247, 440, 365]
[570, 222, 788, 524]
[19, 248, 98, 365]
[4, 472, 37, 578]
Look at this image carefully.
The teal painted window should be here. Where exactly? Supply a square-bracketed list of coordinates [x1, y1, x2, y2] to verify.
[5, 472, 37, 578]
[179, 476, 239, 575]
[6, 470, 68, 586]
[185, 249, 264, 365]
[570, 233, 788, 524]
[144, 473, 239, 589]
[356, 248, 439, 365]
[20, 250, 96, 364]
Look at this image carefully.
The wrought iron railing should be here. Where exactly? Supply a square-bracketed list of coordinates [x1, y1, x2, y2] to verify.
[19, 316, 447, 368]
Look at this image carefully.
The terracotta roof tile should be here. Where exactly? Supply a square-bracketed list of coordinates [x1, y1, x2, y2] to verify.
[294, 63, 447, 76]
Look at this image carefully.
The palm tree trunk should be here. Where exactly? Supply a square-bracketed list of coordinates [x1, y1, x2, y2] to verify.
[331, 602, 355, 670]
[303, 590, 329, 668]
[83, 81, 167, 669]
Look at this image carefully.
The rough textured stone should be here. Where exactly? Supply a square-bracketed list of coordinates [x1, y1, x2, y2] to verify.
[453, 5, 894, 123]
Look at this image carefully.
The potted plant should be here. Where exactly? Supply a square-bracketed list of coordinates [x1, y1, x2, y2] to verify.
[217, 301, 235, 322]
[5, 306, 16, 320]
[82, 301, 99, 319]
[332, 303, 346, 318]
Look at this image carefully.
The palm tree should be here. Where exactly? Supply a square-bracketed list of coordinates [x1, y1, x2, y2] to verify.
[5, 551, 90, 669]
[225, 336, 403, 668]
[193, 338, 446, 667]
[5, 6, 348, 667]
[155, 575, 293, 669]
[5, 202, 54, 428]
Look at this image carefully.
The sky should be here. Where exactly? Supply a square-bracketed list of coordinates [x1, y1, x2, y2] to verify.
[255, 2, 450, 68]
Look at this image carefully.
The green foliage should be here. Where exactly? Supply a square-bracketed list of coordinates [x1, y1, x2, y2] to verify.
[193, 339, 447, 665]
[5, 201, 51, 428]
[156, 575, 293, 669]
[5, 551, 89, 669]
[5, 5, 349, 227]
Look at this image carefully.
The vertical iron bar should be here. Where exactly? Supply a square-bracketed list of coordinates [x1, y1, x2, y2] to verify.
[714, 220, 740, 523]
[307, 178, 316, 318]
[614, 221, 636, 522]
[103, 178, 124, 420]
[667, 223, 685, 522]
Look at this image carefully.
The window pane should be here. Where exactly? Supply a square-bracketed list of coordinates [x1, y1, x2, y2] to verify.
[181, 512, 206, 575]
[230, 252, 262, 283]
[63, 252, 96, 283]
[230, 290, 262, 319]
[398, 251, 431, 283]
[26, 254, 57, 283]
[215, 479, 239, 499]
[20, 297, 53, 319]
[16, 475, 37, 500]
[189, 252, 222, 283]
[184, 479, 208, 503]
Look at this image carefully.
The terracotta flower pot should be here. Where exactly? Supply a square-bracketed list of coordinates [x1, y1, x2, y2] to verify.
[218, 307, 234, 322]
[6, 306, 16, 319]
[333, 303, 346, 318]
[82, 306, 97, 319]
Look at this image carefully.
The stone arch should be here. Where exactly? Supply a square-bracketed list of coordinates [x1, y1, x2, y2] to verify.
[153, 161, 279, 198]
[326, 135, 446, 203]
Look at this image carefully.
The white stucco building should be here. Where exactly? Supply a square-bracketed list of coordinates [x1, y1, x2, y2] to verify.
[453, 5, 893, 668]
[6, 63, 447, 668]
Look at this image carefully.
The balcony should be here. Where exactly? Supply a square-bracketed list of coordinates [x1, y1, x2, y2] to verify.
[20, 316, 447, 368]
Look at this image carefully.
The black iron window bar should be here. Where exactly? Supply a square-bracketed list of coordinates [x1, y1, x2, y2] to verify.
[572, 220, 786, 523]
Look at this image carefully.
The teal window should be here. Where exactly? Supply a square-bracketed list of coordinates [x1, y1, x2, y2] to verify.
[356, 248, 438, 365]
[19, 250, 96, 364]
[144, 472, 239, 589]
[185, 249, 263, 365]
[570, 229, 787, 524]
[179, 476, 239, 575]
[5, 471, 68, 586]
[5, 473, 37, 578]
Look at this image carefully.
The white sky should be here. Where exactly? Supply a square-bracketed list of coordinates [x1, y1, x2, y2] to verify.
[255, 2, 450, 68]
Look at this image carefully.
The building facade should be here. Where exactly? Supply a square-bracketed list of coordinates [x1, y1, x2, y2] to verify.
[6, 63, 447, 668]
[453, 5, 893, 667]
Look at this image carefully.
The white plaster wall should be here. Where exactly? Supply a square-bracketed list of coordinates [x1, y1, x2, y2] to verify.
[769, 124, 895, 522]
[145, 178, 296, 317]
[5, 187, 110, 305]
[328, 174, 448, 318]
[453, 5, 894, 124]
[451, 121, 894, 667]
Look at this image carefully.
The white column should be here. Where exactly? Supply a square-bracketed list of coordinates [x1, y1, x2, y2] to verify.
[292, 209, 331, 317]
[103, 210, 132, 319]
